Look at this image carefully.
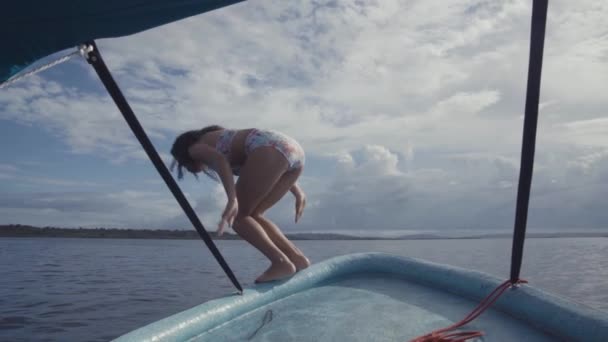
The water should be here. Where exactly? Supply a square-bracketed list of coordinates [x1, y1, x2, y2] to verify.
[0, 237, 606, 342]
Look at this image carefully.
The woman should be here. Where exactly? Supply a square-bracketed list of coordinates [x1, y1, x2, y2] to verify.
[170, 125, 310, 283]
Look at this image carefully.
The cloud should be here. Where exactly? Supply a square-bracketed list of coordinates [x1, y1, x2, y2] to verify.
[549, 118, 608, 148]
[2, 0, 603, 157]
[0, 163, 18, 172]
[161, 182, 228, 230]
[0, 164, 18, 180]
[285, 141, 608, 231]
[0, 76, 146, 162]
[0, 190, 181, 228]
[1, 0, 607, 231]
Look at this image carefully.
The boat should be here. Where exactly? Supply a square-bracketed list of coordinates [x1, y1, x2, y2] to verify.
[112, 252, 607, 341]
[2, 1, 607, 341]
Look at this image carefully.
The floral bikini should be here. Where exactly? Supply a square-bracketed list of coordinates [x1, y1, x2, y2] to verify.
[215, 129, 305, 175]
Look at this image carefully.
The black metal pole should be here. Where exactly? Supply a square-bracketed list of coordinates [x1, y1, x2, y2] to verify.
[84, 40, 243, 293]
[510, 0, 548, 283]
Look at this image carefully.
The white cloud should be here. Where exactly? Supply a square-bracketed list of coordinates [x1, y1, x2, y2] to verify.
[338, 145, 401, 177]
[1, 0, 607, 231]
[549, 118, 608, 148]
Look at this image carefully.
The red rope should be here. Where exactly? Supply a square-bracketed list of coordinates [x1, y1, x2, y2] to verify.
[409, 279, 528, 342]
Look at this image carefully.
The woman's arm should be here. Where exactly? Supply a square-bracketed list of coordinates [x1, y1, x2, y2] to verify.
[188, 143, 236, 201]
[290, 182, 306, 223]
[214, 157, 237, 202]
[290, 182, 303, 199]
[189, 143, 238, 233]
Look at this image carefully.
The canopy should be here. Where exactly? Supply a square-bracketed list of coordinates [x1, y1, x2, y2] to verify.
[0, 0, 245, 82]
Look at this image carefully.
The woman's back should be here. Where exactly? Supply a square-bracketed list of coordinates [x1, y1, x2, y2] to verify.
[208, 128, 255, 174]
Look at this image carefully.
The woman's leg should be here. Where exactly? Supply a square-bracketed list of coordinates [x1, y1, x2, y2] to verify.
[233, 146, 296, 283]
[252, 167, 311, 271]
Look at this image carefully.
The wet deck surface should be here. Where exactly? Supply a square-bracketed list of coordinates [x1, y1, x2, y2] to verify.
[194, 273, 559, 341]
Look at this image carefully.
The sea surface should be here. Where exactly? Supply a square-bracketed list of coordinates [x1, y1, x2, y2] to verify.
[0, 237, 606, 342]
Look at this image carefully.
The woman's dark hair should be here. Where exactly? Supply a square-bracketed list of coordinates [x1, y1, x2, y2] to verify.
[170, 125, 224, 180]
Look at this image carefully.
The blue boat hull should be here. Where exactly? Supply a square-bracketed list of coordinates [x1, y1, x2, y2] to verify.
[113, 253, 608, 341]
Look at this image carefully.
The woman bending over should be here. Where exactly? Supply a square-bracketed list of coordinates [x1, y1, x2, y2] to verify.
[171, 125, 310, 283]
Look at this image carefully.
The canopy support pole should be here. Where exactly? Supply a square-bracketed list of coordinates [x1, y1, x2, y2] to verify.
[84, 40, 243, 294]
[413, 1, 549, 339]
[510, 0, 548, 283]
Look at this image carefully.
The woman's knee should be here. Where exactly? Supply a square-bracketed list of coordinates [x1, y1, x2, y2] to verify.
[232, 211, 266, 235]
[232, 213, 249, 233]
[234, 207, 255, 226]
[250, 205, 267, 218]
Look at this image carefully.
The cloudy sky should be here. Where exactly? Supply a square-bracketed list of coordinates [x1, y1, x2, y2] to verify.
[1, 0, 607, 235]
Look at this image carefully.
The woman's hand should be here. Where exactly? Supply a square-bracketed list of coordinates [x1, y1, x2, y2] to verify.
[295, 192, 306, 223]
[218, 198, 238, 236]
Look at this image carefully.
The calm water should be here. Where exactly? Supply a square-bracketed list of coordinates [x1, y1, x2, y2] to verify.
[0, 237, 606, 342]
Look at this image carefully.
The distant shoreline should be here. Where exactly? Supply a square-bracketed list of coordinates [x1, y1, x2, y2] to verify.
[1, 224, 606, 240]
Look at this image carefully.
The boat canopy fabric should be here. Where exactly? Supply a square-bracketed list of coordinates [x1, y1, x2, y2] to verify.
[0, 0, 245, 82]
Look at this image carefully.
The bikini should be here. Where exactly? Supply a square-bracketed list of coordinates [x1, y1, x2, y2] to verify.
[215, 129, 305, 175]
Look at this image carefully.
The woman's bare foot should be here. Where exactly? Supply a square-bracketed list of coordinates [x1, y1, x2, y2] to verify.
[255, 259, 297, 283]
[290, 253, 311, 271]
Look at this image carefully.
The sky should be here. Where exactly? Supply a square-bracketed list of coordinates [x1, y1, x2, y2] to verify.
[1, 0, 607, 235]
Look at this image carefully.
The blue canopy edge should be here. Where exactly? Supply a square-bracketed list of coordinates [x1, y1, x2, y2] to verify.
[0, 0, 245, 82]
